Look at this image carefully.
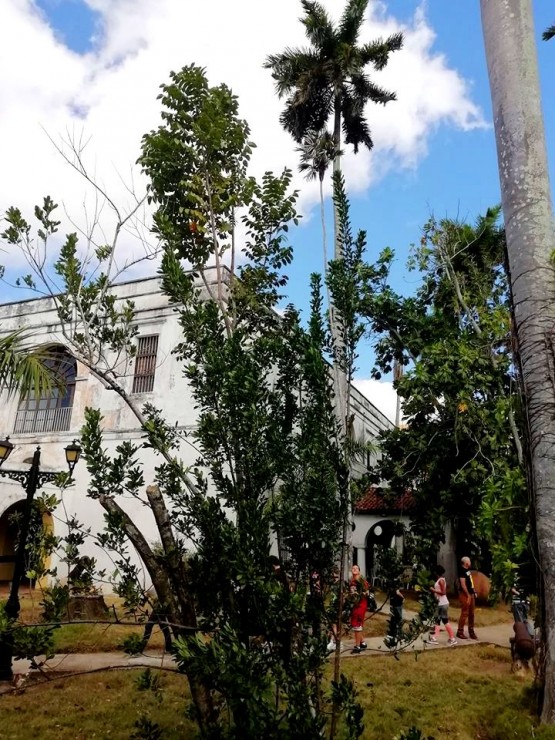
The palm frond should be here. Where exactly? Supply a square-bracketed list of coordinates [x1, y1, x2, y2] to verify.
[268, 4, 402, 156]
[280, 85, 334, 143]
[0, 331, 60, 399]
[543, 24, 555, 41]
[301, 0, 335, 50]
[338, 0, 369, 46]
[264, 48, 322, 97]
[296, 129, 339, 181]
[359, 33, 404, 70]
[342, 104, 373, 153]
[349, 73, 397, 107]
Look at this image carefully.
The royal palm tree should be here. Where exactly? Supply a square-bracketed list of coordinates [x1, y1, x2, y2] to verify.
[296, 129, 338, 270]
[266, 0, 402, 434]
[0, 331, 57, 399]
[543, 24, 555, 41]
[265, 0, 402, 251]
[480, 0, 555, 722]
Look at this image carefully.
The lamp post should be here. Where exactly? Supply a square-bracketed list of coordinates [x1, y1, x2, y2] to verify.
[0, 438, 81, 681]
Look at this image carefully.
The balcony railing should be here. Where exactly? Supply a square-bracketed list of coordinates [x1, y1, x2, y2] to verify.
[13, 406, 73, 435]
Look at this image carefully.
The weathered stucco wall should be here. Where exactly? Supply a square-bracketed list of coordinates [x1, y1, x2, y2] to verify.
[0, 275, 393, 588]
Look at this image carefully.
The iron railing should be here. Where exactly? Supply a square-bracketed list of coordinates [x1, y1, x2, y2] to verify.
[13, 406, 73, 435]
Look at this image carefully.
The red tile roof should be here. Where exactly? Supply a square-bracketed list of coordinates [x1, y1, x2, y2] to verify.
[355, 486, 415, 513]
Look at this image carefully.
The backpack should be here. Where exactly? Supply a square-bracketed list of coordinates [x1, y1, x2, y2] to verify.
[513, 621, 535, 660]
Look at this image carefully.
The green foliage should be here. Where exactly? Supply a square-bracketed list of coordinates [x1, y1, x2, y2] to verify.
[12, 623, 57, 667]
[40, 584, 70, 622]
[330, 674, 364, 740]
[135, 667, 164, 702]
[395, 729, 435, 740]
[2, 197, 138, 369]
[365, 210, 529, 590]
[130, 716, 163, 740]
[139, 64, 254, 264]
[75, 64, 373, 738]
[0, 602, 57, 668]
[120, 633, 148, 656]
[0, 329, 60, 399]
[264, 0, 402, 152]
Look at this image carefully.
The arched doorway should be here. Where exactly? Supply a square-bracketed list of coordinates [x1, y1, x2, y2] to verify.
[365, 519, 397, 587]
[0, 501, 53, 588]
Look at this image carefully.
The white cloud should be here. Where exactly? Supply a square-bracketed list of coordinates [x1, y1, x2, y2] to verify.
[353, 377, 400, 424]
[0, 0, 486, 276]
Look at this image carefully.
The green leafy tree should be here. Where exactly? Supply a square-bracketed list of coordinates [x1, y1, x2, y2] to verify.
[137, 65, 367, 738]
[2, 65, 370, 738]
[365, 209, 529, 592]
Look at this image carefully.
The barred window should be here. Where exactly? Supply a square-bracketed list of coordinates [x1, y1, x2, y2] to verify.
[132, 335, 159, 394]
[14, 347, 76, 434]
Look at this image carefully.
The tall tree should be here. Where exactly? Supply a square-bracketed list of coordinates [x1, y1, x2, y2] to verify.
[3, 66, 371, 738]
[297, 128, 337, 272]
[543, 24, 555, 41]
[480, 0, 555, 722]
[265, 0, 402, 261]
[365, 210, 528, 590]
[265, 0, 401, 446]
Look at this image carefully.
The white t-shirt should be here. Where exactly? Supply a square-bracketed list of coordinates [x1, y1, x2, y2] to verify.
[434, 576, 449, 606]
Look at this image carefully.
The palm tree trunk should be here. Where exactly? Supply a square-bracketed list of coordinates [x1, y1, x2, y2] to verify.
[320, 177, 328, 272]
[480, 0, 555, 722]
[329, 93, 351, 740]
[332, 96, 342, 262]
[330, 96, 347, 438]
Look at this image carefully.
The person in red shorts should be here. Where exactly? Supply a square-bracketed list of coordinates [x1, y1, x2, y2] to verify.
[349, 564, 369, 654]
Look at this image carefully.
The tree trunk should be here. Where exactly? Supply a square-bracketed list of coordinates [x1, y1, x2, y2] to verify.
[320, 176, 328, 273]
[332, 97, 342, 263]
[331, 97, 348, 438]
[98, 494, 217, 734]
[480, 0, 555, 722]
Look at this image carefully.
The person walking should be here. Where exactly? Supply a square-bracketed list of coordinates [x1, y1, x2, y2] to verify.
[428, 564, 457, 646]
[384, 586, 405, 649]
[349, 565, 369, 654]
[457, 556, 478, 640]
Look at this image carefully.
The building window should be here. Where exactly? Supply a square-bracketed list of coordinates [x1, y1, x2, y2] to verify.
[13, 348, 76, 434]
[132, 335, 159, 394]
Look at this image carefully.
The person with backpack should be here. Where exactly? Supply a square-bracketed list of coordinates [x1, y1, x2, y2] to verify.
[428, 564, 457, 646]
[457, 556, 478, 640]
[383, 585, 405, 649]
[348, 564, 369, 654]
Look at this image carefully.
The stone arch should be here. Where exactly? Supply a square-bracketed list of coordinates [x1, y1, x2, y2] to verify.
[364, 519, 397, 587]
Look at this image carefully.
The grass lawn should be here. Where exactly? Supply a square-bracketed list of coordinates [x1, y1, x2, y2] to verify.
[1, 645, 554, 739]
[9, 588, 514, 653]
[12, 591, 167, 653]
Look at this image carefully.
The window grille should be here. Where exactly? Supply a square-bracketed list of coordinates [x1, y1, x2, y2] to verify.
[13, 349, 76, 434]
[132, 335, 159, 394]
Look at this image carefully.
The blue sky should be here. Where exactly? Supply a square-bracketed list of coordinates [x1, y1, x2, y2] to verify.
[1, 1, 554, 419]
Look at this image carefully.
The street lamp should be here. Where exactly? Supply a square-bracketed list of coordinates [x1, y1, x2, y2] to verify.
[0, 438, 81, 681]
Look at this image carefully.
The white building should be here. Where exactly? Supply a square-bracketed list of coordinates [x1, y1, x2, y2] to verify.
[0, 275, 393, 587]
